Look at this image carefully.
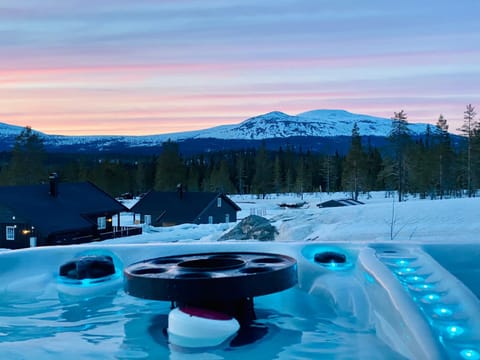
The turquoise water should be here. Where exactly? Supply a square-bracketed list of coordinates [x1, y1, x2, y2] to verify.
[0, 284, 406, 359]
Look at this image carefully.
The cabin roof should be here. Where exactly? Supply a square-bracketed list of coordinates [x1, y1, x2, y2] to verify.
[0, 182, 127, 235]
[131, 191, 240, 224]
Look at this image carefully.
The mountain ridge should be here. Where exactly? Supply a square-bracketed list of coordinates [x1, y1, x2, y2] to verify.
[0, 109, 437, 154]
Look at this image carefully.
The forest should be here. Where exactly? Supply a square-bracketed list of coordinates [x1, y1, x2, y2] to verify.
[0, 106, 479, 202]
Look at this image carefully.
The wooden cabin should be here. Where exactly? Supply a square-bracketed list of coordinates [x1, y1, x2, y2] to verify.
[0, 175, 140, 249]
[130, 190, 241, 227]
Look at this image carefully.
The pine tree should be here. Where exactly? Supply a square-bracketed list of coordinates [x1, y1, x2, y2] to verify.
[154, 140, 186, 191]
[389, 110, 412, 201]
[234, 154, 247, 194]
[294, 157, 306, 194]
[342, 122, 367, 200]
[323, 154, 342, 193]
[434, 114, 453, 198]
[252, 142, 273, 198]
[207, 159, 235, 193]
[1, 126, 46, 185]
[273, 154, 283, 194]
[365, 140, 383, 191]
[408, 138, 434, 199]
[135, 159, 155, 194]
[458, 104, 477, 196]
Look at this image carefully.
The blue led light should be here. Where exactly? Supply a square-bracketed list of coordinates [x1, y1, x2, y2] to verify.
[433, 307, 453, 317]
[460, 349, 480, 360]
[404, 275, 425, 283]
[363, 272, 376, 284]
[58, 271, 122, 288]
[421, 293, 441, 303]
[411, 283, 435, 291]
[396, 259, 409, 266]
[395, 267, 417, 276]
[446, 325, 464, 337]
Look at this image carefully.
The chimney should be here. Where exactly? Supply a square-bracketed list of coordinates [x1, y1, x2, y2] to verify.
[49, 173, 59, 197]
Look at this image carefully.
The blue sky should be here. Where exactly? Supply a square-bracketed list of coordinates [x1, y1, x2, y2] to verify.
[0, 0, 478, 135]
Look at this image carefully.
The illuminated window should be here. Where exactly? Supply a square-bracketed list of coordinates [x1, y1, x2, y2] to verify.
[208, 216, 213, 224]
[97, 217, 106, 230]
[217, 197, 222, 207]
[6, 226, 15, 241]
[225, 214, 230, 223]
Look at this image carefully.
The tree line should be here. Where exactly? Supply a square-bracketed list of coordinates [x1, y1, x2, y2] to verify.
[0, 105, 479, 201]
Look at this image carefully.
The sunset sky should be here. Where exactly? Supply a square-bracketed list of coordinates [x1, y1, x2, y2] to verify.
[1, 0, 479, 135]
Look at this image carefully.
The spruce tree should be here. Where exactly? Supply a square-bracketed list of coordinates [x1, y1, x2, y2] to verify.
[154, 140, 186, 191]
[252, 141, 273, 198]
[408, 138, 434, 199]
[135, 159, 155, 194]
[294, 157, 306, 194]
[2, 126, 46, 185]
[273, 154, 283, 194]
[207, 159, 235, 193]
[365, 140, 383, 191]
[389, 110, 412, 201]
[458, 104, 477, 196]
[342, 122, 367, 200]
[434, 114, 453, 198]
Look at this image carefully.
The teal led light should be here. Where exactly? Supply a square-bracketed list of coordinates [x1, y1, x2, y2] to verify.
[446, 325, 464, 337]
[460, 349, 480, 360]
[421, 293, 441, 303]
[58, 270, 122, 288]
[433, 307, 453, 317]
[395, 259, 409, 266]
[404, 275, 425, 283]
[395, 267, 416, 276]
[411, 283, 434, 291]
[325, 261, 338, 269]
[363, 272, 375, 284]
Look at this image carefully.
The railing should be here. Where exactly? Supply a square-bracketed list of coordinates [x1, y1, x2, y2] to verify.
[100, 226, 142, 240]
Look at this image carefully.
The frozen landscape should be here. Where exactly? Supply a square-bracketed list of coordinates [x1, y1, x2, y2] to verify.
[108, 191, 480, 245]
[0, 192, 479, 359]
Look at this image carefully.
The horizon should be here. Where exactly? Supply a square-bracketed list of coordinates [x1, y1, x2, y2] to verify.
[1, 1, 479, 136]
[0, 108, 446, 138]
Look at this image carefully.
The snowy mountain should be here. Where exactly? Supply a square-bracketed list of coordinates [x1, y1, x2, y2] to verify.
[0, 122, 33, 136]
[195, 109, 429, 140]
[0, 110, 433, 153]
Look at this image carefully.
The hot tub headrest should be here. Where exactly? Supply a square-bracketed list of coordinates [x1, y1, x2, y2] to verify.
[59, 255, 115, 280]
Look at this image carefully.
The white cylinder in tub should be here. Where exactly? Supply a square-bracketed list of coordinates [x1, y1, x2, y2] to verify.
[168, 307, 240, 348]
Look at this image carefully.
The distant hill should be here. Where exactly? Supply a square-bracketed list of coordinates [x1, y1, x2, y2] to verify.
[0, 122, 33, 136]
[0, 110, 458, 155]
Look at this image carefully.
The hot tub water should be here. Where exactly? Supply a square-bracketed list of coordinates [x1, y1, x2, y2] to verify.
[0, 242, 478, 359]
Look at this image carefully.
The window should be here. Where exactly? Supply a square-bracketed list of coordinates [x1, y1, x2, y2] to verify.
[6, 226, 15, 241]
[208, 216, 213, 224]
[217, 197, 222, 207]
[225, 214, 230, 223]
[97, 217, 106, 230]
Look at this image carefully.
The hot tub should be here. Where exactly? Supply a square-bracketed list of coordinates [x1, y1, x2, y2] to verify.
[0, 241, 478, 359]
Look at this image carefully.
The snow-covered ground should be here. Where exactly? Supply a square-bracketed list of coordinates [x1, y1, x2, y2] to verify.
[112, 192, 480, 245]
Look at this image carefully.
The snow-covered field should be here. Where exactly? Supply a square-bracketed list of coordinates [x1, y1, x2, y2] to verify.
[112, 192, 480, 245]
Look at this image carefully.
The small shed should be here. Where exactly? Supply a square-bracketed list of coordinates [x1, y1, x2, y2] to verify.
[130, 191, 241, 227]
[0, 175, 139, 249]
[317, 199, 364, 208]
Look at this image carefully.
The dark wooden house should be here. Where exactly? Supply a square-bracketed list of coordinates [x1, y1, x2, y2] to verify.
[130, 191, 241, 227]
[0, 176, 140, 249]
